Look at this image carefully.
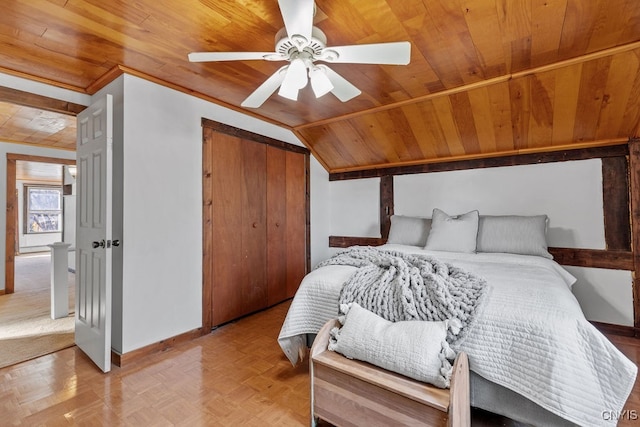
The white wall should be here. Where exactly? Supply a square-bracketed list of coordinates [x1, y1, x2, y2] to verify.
[327, 159, 634, 326]
[567, 267, 632, 326]
[330, 178, 380, 237]
[394, 160, 605, 248]
[310, 157, 332, 267]
[0, 73, 90, 106]
[62, 166, 77, 270]
[322, 177, 381, 260]
[63, 195, 76, 269]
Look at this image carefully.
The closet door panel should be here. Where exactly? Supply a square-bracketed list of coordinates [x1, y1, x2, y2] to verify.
[285, 150, 307, 298]
[241, 140, 267, 315]
[266, 147, 287, 306]
[211, 135, 244, 325]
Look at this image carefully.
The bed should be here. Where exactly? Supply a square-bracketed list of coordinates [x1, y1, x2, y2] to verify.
[278, 212, 638, 427]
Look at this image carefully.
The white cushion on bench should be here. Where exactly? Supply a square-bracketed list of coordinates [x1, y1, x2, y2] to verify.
[329, 303, 456, 389]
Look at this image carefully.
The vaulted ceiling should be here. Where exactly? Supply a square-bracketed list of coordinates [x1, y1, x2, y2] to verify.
[1, 0, 640, 173]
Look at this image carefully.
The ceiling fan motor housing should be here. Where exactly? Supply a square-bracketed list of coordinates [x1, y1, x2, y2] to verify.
[275, 26, 327, 60]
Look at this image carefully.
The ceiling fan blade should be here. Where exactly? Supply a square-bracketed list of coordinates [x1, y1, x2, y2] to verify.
[241, 66, 288, 108]
[188, 52, 284, 62]
[278, 0, 314, 50]
[318, 65, 362, 102]
[321, 41, 411, 65]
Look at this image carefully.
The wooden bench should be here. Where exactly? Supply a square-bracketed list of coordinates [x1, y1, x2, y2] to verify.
[310, 318, 470, 427]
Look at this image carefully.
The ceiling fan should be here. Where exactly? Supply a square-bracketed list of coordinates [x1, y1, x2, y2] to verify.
[188, 0, 411, 108]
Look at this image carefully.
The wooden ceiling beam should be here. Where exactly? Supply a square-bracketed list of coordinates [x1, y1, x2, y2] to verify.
[328, 138, 629, 180]
[0, 86, 86, 116]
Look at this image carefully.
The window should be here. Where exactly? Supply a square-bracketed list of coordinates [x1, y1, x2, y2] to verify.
[24, 185, 62, 234]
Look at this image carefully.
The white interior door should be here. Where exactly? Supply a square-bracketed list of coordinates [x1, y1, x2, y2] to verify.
[75, 94, 113, 373]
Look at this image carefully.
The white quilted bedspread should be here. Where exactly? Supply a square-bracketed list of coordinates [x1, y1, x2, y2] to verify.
[278, 245, 637, 427]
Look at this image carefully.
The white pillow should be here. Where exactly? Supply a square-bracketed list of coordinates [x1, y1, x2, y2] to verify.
[424, 208, 479, 253]
[477, 215, 552, 258]
[386, 215, 432, 247]
[328, 303, 455, 389]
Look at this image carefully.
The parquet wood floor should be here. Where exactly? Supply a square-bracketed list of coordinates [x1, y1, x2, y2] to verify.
[1, 300, 638, 426]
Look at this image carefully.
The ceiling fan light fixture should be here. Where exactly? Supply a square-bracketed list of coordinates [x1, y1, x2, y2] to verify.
[278, 58, 308, 100]
[310, 67, 333, 98]
[278, 84, 299, 101]
[287, 58, 308, 88]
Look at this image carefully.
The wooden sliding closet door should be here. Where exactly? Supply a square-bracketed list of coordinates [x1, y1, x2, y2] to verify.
[211, 134, 267, 325]
[266, 147, 307, 305]
[266, 147, 287, 306]
[240, 140, 268, 315]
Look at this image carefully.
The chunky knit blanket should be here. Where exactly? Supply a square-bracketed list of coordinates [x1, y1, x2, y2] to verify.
[316, 246, 487, 345]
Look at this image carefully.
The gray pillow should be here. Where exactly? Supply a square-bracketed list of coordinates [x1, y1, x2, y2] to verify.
[328, 303, 455, 389]
[386, 215, 432, 246]
[424, 208, 479, 253]
[477, 215, 552, 258]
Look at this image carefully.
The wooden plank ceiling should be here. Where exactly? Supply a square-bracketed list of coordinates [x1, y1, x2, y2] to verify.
[0, 101, 77, 150]
[1, 0, 639, 173]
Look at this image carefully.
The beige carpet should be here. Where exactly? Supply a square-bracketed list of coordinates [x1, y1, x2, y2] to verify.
[0, 253, 76, 369]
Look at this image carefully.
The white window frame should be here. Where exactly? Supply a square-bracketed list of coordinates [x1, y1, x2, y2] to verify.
[24, 184, 63, 234]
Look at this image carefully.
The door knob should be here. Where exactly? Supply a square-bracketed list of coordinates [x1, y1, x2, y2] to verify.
[92, 239, 105, 249]
[112, 239, 120, 247]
